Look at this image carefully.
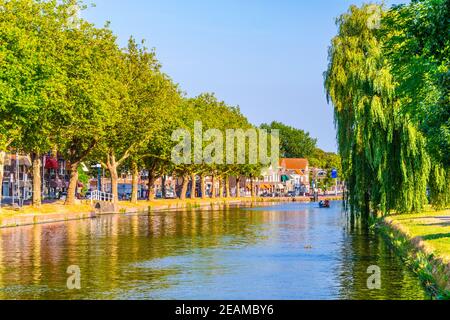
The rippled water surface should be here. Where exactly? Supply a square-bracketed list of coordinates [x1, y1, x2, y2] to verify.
[0, 202, 428, 299]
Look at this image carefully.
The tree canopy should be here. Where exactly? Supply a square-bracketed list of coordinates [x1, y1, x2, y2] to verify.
[325, 1, 449, 216]
[260, 122, 317, 159]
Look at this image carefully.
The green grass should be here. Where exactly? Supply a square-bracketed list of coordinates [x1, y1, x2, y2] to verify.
[388, 209, 450, 263]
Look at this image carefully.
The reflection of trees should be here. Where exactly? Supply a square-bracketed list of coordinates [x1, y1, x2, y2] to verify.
[338, 219, 428, 300]
[0, 207, 271, 299]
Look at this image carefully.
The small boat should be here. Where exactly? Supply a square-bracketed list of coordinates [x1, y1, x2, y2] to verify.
[319, 200, 331, 208]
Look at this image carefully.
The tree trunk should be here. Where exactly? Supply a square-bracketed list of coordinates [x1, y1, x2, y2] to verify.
[131, 161, 139, 204]
[0, 151, 5, 206]
[65, 162, 79, 205]
[180, 175, 189, 200]
[111, 169, 118, 203]
[201, 175, 207, 200]
[225, 176, 230, 198]
[32, 154, 42, 207]
[190, 173, 196, 199]
[236, 177, 241, 198]
[106, 154, 119, 204]
[218, 177, 224, 198]
[363, 191, 371, 221]
[211, 176, 216, 199]
[251, 178, 256, 198]
[161, 175, 167, 198]
[147, 173, 156, 201]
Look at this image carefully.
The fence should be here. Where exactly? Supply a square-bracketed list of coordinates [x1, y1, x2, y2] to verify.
[90, 190, 114, 204]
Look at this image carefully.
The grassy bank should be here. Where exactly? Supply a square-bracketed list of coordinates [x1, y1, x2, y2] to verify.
[381, 208, 450, 299]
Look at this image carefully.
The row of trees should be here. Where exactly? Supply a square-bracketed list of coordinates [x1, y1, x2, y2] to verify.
[4, 0, 338, 207]
[0, 0, 180, 206]
[325, 0, 449, 216]
[0, 0, 268, 206]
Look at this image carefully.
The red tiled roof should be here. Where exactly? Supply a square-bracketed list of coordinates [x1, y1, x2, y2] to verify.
[280, 158, 309, 170]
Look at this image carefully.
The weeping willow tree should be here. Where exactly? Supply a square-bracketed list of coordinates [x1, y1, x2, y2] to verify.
[324, 4, 431, 217]
[383, 0, 450, 210]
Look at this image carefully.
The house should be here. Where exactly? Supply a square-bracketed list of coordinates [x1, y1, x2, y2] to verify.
[253, 158, 311, 196]
[1, 151, 80, 205]
[257, 163, 284, 195]
[43, 154, 71, 199]
[279, 158, 310, 195]
[1, 154, 33, 202]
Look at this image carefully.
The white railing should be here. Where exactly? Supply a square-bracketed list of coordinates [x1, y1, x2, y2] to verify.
[90, 190, 114, 204]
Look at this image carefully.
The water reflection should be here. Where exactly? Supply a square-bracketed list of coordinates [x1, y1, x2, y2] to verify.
[0, 202, 427, 300]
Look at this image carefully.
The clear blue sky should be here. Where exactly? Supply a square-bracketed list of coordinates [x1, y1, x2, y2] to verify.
[82, 0, 407, 152]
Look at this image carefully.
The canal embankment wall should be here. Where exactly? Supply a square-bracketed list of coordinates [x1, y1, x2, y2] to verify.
[0, 196, 343, 229]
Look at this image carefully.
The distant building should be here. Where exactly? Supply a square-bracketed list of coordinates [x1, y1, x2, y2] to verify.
[255, 158, 311, 196]
[1, 154, 32, 201]
[1, 152, 71, 204]
[279, 158, 310, 195]
[257, 164, 283, 195]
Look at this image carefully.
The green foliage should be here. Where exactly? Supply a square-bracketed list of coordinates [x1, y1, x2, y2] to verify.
[77, 166, 89, 194]
[260, 121, 317, 158]
[429, 165, 450, 210]
[96, 37, 180, 166]
[1, 0, 279, 203]
[56, 11, 123, 167]
[173, 93, 261, 182]
[383, 0, 449, 167]
[325, 4, 432, 216]
[383, 0, 450, 208]
[0, 0, 71, 155]
[260, 122, 341, 184]
[309, 149, 341, 172]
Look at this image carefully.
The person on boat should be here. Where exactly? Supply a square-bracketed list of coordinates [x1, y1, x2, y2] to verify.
[319, 200, 331, 208]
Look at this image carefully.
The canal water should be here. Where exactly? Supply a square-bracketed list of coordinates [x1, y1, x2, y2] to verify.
[0, 202, 428, 300]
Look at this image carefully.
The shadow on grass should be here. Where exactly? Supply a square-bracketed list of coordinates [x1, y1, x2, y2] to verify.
[421, 233, 450, 241]
[418, 222, 450, 227]
[393, 215, 450, 222]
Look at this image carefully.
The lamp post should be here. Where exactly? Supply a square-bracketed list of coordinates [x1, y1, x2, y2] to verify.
[42, 154, 46, 201]
[16, 152, 20, 206]
[11, 172, 14, 206]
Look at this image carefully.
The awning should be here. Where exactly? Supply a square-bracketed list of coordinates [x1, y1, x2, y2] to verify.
[45, 158, 59, 169]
